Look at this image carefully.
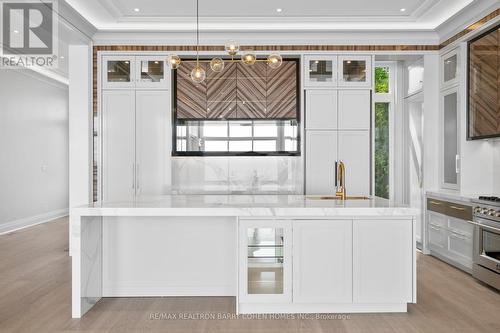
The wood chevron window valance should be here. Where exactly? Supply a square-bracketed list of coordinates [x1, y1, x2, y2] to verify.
[175, 58, 299, 120]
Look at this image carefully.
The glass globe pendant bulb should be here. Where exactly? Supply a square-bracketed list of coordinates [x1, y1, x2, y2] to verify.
[225, 40, 239, 56]
[267, 54, 282, 69]
[241, 52, 256, 65]
[168, 55, 181, 69]
[190, 64, 206, 83]
[210, 57, 225, 72]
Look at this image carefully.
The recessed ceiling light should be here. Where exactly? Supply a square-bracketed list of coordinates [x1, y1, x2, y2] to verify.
[276, 8, 282, 13]
[60, 56, 65, 59]
[133, 8, 140, 12]
[13, 30, 19, 34]
[400, 8, 406, 12]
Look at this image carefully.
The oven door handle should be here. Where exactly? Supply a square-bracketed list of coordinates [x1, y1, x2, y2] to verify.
[466, 220, 500, 233]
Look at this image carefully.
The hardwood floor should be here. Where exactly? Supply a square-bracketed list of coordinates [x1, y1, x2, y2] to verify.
[1, 217, 499, 333]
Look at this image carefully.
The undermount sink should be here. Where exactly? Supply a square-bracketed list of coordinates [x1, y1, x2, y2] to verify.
[306, 195, 370, 200]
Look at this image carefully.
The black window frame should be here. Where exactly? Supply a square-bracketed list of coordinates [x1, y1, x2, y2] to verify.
[171, 57, 301, 157]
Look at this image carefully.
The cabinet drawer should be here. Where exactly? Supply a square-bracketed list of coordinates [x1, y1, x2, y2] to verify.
[448, 217, 473, 237]
[426, 198, 472, 221]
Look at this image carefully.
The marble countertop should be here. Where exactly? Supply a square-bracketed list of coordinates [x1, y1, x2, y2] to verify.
[426, 190, 478, 204]
[71, 195, 418, 218]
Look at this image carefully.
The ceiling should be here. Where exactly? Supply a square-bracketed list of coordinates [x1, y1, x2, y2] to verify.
[65, 0, 477, 31]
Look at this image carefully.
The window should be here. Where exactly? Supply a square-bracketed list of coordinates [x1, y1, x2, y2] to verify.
[173, 59, 300, 156]
[373, 64, 395, 199]
[175, 120, 299, 155]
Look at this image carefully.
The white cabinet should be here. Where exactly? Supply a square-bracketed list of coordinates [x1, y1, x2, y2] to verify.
[293, 220, 352, 303]
[406, 59, 424, 95]
[102, 90, 136, 201]
[440, 49, 459, 88]
[305, 131, 337, 195]
[338, 56, 372, 88]
[303, 55, 337, 88]
[338, 131, 371, 196]
[102, 56, 135, 89]
[238, 220, 293, 304]
[338, 90, 371, 130]
[353, 219, 413, 303]
[135, 91, 171, 195]
[102, 90, 171, 201]
[135, 56, 169, 89]
[426, 210, 473, 271]
[305, 90, 337, 129]
[427, 212, 447, 252]
[440, 87, 460, 190]
[102, 55, 169, 90]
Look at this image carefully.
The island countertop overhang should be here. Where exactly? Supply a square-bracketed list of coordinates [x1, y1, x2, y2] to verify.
[71, 194, 418, 218]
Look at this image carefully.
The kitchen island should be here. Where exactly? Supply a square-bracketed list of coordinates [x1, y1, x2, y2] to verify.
[71, 195, 418, 318]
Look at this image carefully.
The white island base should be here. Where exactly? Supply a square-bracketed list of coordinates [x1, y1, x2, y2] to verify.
[71, 195, 417, 318]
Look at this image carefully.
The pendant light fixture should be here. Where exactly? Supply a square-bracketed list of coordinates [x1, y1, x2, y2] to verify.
[167, 0, 283, 83]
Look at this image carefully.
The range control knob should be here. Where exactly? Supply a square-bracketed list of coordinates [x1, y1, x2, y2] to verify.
[482, 208, 489, 214]
[489, 209, 496, 216]
[474, 207, 482, 213]
[495, 211, 500, 218]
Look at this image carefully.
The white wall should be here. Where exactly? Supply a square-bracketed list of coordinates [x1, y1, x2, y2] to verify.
[492, 141, 500, 196]
[0, 70, 69, 233]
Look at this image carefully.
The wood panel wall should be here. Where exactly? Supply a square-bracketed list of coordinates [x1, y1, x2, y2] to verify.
[468, 25, 500, 138]
[176, 60, 298, 120]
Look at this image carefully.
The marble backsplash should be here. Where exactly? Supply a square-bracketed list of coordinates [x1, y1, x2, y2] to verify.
[171, 156, 303, 194]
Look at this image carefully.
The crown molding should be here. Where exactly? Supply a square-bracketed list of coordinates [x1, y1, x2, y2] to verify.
[436, 0, 499, 43]
[92, 30, 440, 46]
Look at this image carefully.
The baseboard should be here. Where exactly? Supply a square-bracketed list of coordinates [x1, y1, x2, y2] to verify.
[0, 208, 69, 235]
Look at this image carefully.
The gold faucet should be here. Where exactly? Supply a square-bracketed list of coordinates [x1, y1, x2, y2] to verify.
[336, 161, 346, 200]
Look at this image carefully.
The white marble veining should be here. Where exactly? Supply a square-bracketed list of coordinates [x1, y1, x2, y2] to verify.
[72, 194, 418, 218]
[171, 156, 303, 194]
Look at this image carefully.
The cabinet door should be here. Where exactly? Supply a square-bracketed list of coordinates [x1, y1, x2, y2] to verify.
[427, 212, 447, 252]
[293, 220, 352, 303]
[135, 56, 170, 89]
[353, 219, 413, 303]
[447, 217, 473, 269]
[338, 56, 372, 87]
[338, 90, 371, 130]
[304, 55, 337, 88]
[239, 220, 292, 303]
[338, 131, 370, 196]
[102, 56, 135, 89]
[305, 90, 337, 129]
[136, 91, 171, 196]
[441, 87, 460, 189]
[305, 131, 337, 195]
[102, 90, 135, 201]
[441, 49, 459, 88]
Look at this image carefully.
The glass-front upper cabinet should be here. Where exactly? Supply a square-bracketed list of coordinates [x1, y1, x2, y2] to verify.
[441, 87, 460, 190]
[102, 56, 135, 88]
[135, 56, 169, 89]
[303, 55, 337, 88]
[338, 55, 372, 87]
[238, 220, 292, 303]
[102, 55, 170, 89]
[441, 49, 459, 88]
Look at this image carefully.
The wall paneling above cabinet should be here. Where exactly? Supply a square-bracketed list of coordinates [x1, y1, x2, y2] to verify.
[175, 59, 298, 120]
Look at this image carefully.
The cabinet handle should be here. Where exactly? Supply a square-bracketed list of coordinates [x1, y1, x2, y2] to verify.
[455, 155, 460, 174]
[429, 225, 441, 231]
[450, 205, 465, 211]
[136, 164, 140, 191]
[132, 164, 135, 189]
[450, 233, 467, 240]
[334, 161, 338, 187]
[430, 201, 442, 205]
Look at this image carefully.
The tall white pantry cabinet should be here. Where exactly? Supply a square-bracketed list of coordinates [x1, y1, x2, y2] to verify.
[304, 55, 372, 196]
[100, 55, 171, 201]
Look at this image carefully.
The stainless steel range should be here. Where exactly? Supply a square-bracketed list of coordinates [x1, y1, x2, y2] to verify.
[471, 196, 500, 290]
